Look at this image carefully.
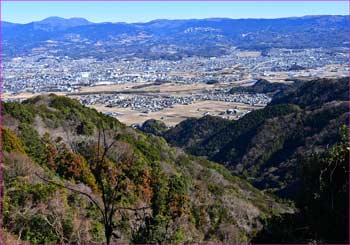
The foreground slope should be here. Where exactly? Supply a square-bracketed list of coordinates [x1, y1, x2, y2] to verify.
[1, 94, 291, 244]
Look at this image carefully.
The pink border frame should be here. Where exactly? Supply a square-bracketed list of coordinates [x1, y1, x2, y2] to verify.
[0, 0, 349, 1]
[0, 0, 349, 244]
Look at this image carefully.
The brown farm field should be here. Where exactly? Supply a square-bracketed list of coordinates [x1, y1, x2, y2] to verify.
[75, 80, 239, 95]
[89, 100, 261, 127]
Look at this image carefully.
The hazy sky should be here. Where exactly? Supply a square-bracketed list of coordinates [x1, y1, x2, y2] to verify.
[2, 1, 348, 24]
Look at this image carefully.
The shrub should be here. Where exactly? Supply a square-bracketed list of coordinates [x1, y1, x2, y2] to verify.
[1, 127, 25, 153]
[18, 123, 46, 164]
[2, 102, 35, 123]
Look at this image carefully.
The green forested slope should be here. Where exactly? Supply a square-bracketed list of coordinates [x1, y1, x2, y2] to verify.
[253, 127, 349, 243]
[161, 77, 349, 195]
[1, 94, 291, 244]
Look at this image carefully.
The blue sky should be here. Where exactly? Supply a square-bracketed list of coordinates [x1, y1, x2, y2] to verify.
[2, 1, 348, 24]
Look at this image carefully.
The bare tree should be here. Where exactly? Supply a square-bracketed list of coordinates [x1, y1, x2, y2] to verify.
[36, 124, 149, 244]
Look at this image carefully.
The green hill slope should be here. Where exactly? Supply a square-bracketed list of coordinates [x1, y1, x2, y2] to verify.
[140, 77, 350, 243]
[229, 78, 303, 97]
[1, 94, 292, 244]
[160, 77, 349, 195]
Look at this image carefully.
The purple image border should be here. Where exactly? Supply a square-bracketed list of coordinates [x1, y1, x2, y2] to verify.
[0, 0, 349, 244]
[0, 0, 349, 1]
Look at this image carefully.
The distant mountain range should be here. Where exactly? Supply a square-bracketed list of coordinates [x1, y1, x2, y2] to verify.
[3, 15, 349, 59]
[30, 16, 92, 31]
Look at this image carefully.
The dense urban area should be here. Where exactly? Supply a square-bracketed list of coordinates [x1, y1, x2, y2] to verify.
[3, 47, 348, 94]
[3, 47, 348, 125]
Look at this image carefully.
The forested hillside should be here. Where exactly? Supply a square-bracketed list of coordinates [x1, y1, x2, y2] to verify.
[1, 94, 291, 244]
[229, 79, 303, 98]
[253, 128, 349, 243]
[139, 77, 350, 243]
[157, 77, 349, 196]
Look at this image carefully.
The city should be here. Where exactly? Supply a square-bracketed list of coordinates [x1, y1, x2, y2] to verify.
[2, 46, 348, 126]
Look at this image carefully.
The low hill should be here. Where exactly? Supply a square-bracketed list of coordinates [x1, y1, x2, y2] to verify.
[137, 119, 169, 136]
[229, 79, 302, 97]
[271, 77, 349, 108]
[1, 94, 291, 244]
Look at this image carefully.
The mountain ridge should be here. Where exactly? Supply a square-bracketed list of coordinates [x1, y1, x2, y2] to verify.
[3, 14, 347, 25]
[3, 15, 348, 59]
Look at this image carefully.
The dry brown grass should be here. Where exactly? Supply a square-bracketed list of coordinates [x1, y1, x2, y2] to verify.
[89, 100, 260, 126]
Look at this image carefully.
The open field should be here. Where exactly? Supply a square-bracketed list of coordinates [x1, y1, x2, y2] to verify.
[89, 100, 261, 127]
[2, 82, 229, 100]
[74, 80, 240, 95]
[235, 51, 262, 57]
[2, 92, 66, 101]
